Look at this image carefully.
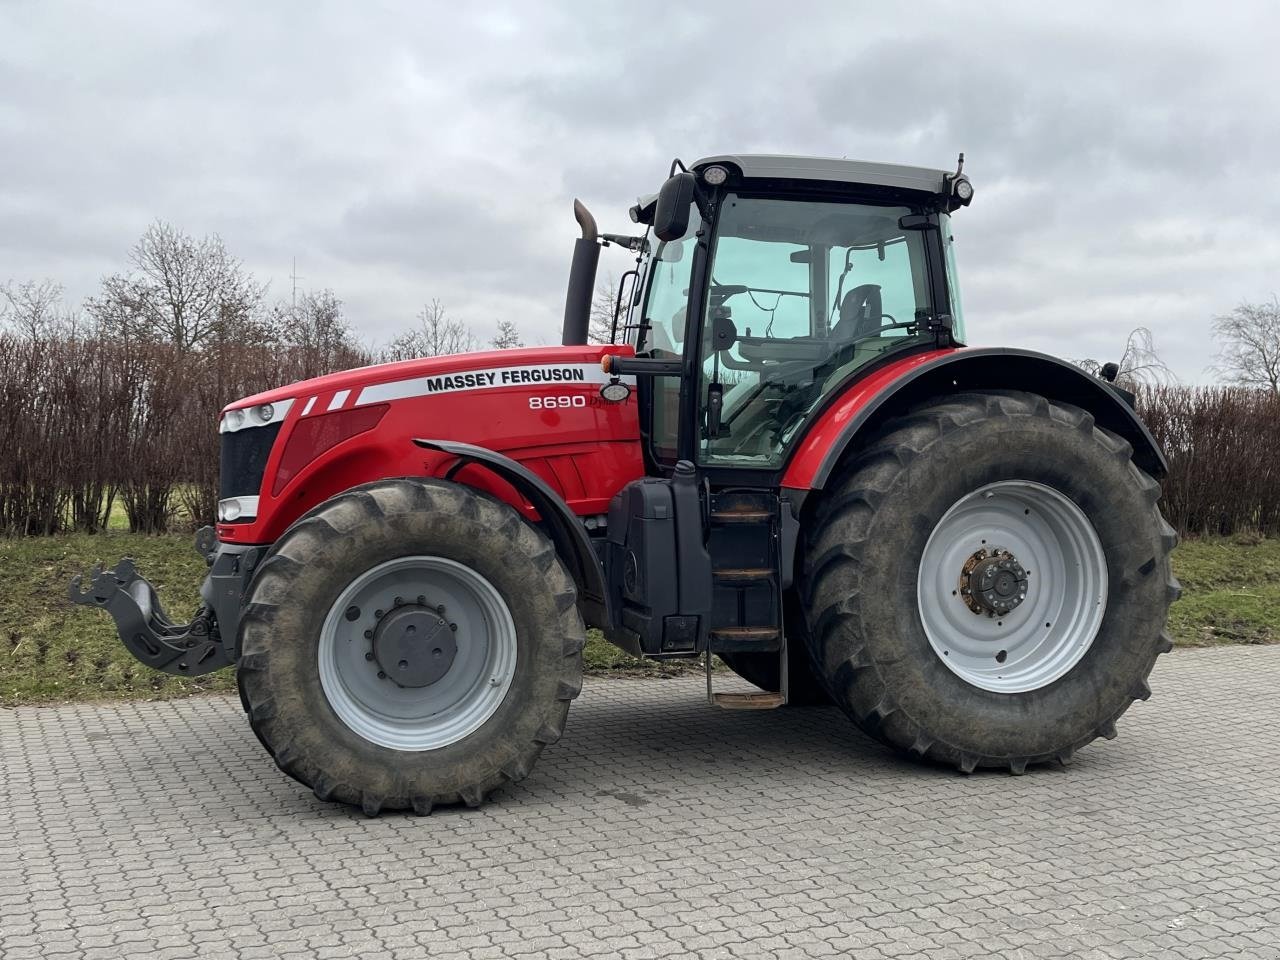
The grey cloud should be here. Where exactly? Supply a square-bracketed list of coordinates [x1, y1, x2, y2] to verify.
[2, 0, 1278, 380]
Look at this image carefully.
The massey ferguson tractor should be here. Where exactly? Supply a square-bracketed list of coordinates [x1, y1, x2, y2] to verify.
[71, 154, 1178, 814]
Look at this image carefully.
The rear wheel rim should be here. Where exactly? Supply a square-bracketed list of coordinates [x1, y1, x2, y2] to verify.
[318, 556, 518, 751]
[917, 480, 1107, 693]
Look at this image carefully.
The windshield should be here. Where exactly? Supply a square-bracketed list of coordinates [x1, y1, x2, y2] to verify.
[698, 194, 933, 467]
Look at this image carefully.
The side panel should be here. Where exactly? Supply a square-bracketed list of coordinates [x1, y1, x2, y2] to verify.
[217, 346, 644, 545]
[781, 347, 1168, 492]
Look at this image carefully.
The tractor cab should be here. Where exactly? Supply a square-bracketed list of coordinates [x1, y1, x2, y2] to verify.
[562, 156, 977, 694]
[602, 155, 971, 477]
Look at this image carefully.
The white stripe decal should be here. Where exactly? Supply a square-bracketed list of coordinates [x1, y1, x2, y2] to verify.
[354, 363, 631, 406]
[328, 389, 350, 411]
[301, 396, 316, 416]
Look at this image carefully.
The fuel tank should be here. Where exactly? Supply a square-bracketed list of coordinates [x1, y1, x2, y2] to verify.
[216, 344, 644, 544]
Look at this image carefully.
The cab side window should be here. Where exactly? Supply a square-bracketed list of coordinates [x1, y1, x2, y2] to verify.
[638, 209, 700, 461]
[698, 195, 932, 468]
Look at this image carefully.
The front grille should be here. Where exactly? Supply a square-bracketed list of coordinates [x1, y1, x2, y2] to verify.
[219, 423, 282, 500]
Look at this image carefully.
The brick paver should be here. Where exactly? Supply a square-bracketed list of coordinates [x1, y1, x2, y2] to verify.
[2, 646, 1278, 959]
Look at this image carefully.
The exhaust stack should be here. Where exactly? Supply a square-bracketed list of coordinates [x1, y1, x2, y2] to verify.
[561, 199, 600, 346]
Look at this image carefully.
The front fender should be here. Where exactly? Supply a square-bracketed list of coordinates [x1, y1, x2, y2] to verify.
[782, 347, 1167, 492]
[413, 439, 611, 629]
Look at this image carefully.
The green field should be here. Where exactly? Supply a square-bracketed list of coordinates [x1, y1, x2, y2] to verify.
[1, 532, 1275, 707]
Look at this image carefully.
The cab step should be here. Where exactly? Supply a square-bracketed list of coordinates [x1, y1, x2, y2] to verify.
[709, 626, 781, 652]
[712, 567, 772, 584]
[711, 691, 786, 710]
[709, 508, 773, 525]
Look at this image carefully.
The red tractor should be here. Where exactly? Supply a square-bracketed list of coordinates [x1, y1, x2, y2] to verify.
[71, 154, 1178, 814]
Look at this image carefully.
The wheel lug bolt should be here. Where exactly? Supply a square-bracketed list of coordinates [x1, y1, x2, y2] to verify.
[450, 623, 457, 632]
[375, 609, 384, 619]
[363, 629, 373, 639]
[436, 604, 446, 615]
[394, 596, 403, 606]
[377, 671, 387, 679]
[417, 595, 426, 605]
[365, 652, 374, 661]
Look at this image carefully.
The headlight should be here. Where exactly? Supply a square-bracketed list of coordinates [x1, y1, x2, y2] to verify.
[220, 398, 294, 433]
[217, 496, 260, 522]
[600, 380, 632, 403]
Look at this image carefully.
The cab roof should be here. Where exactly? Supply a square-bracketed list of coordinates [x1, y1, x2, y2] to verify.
[692, 154, 951, 195]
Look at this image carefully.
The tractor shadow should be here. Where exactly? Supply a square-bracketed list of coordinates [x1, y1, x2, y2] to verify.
[507, 678, 1078, 811]
[69, 679, 1083, 829]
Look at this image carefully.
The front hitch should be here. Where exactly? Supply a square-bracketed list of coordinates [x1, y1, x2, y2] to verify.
[68, 557, 234, 677]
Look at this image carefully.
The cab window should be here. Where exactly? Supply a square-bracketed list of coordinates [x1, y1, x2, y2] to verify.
[698, 195, 932, 468]
[636, 207, 700, 461]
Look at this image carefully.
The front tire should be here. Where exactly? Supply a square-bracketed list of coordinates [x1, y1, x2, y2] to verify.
[802, 391, 1179, 773]
[236, 478, 585, 814]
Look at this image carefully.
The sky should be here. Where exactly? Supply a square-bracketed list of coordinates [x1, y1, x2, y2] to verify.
[2, 1, 1278, 380]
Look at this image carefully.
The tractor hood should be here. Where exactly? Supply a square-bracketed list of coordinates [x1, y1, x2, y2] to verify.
[223, 344, 631, 415]
[213, 339, 644, 544]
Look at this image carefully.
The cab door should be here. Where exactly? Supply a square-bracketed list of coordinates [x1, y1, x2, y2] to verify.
[694, 193, 937, 473]
[631, 206, 703, 469]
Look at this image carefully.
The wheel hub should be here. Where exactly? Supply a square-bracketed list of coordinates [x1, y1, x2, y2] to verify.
[919, 481, 1108, 694]
[960, 548, 1028, 617]
[371, 604, 457, 687]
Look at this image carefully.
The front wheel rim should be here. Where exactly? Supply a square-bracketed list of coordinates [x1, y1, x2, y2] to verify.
[917, 480, 1108, 694]
[318, 556, 518, 751]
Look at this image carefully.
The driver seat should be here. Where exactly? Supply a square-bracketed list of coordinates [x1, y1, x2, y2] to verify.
[831, 284, 883, 342]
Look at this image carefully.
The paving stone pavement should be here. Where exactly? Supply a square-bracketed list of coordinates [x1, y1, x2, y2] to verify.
[1, 645, 1278, 959]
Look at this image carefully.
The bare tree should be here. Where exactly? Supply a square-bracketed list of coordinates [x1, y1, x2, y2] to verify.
[1212, 297, 1280, 395]
[590, 275, 621, 345]
[1074, 327, 1173, 387]
[1, 279, 75, 339]
[265, 288, 365, 377]
[86, 221, 264, 351]
[491, 318, 524, 349]
[382, 299, 477, 361]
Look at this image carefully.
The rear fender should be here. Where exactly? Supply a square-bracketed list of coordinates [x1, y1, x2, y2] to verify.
[782, 347, 1167, 496]
[413, 439, 611, 629]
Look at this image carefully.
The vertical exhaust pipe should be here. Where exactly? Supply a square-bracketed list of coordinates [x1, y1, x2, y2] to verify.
[561, 199, 599, 346]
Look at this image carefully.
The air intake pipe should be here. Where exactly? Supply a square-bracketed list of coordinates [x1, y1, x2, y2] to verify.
[561, 199, 599, 346]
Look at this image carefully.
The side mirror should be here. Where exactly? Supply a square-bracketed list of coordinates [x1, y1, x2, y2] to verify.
[653, 172, 696, 242]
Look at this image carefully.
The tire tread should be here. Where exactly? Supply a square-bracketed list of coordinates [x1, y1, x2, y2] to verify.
[235, 477, 585, 813]
[801, 390, 1177, 774]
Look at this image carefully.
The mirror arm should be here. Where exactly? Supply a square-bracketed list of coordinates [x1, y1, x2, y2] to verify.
[600, 233, 649, 253]
[602, 355, 684, 377]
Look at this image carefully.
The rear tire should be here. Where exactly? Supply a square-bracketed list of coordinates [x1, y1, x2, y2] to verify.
[802, 391, 1178, 772]
[236, 478, 585, 814]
